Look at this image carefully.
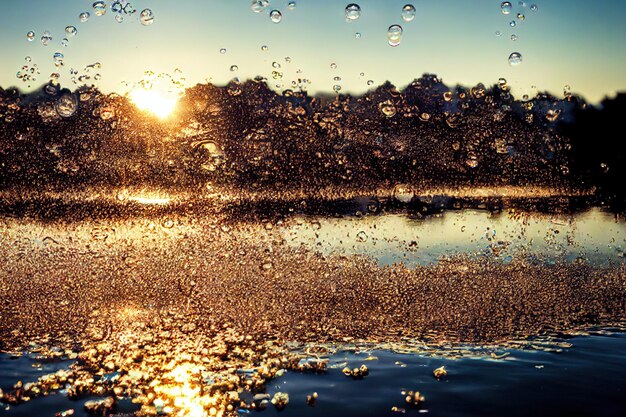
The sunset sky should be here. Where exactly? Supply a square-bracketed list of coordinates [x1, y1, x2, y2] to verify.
[1, 0, 625, 104]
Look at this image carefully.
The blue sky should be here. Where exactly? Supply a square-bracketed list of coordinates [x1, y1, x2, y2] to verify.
[1, 0, 625, 103]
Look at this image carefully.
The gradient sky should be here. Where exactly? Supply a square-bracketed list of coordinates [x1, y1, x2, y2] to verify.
[1, 0, 625, 103]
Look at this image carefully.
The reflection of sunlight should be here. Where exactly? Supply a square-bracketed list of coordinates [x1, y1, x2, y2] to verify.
[129, 88, 179, 119]
[127, 195, 171, 205]
[154, 362, 221, 417]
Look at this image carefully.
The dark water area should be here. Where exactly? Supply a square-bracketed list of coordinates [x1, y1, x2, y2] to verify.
[2, 333, 626, 417]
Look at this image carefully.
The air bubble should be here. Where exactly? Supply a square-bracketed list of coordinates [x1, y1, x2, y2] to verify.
[140, 9, 154, 26]
[287, 1, 296, 10]
[230, 65, 238, 72]
[250, 0, 269, 13]
[270, 10, 282, 23]
[501, 2, 512, 14]
[345, 4, 361, 21]
[387, 24, 403, 47]
[220, 48, 227, 54]
[55, 93, 78, 118]
[115, 14, 124, 23]
[61, 38, 69, 47]
[79, 12, 90, 22]
[530, 4, 538, 11]
[379, 100, 397, 117]
[511, 34, 518, 41]
[92, 1, 106, 16]
[508, 52, 522, 66]
[401, 4, 416, 22]
[517, 13, 525, 20]
[27, 31, 35, 42]
[261, 45, 268, 51]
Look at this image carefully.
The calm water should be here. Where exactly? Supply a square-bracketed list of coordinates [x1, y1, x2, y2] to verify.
[2, 333, 626, 417]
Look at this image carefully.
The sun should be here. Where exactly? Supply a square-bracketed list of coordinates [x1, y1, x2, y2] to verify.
[129, 88, 179, 119]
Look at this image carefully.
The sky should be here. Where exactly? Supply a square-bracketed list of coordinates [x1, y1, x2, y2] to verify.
[1, 0, 625, 104]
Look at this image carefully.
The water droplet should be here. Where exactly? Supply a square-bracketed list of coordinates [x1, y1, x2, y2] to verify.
[345, 3, 361, 21]
[401, 4, 416, 22]
[261, 45, 268, 51]
[495, 30, 502, 37]
[356, 231, 368, 242]
[230, 65, 238, 72]
[270, 10, 282, 23]
[26, 31, 35, 42]
[530, 4, 538, 11]
[272, 61, 281, 68]
[123, 3, 136, 15]
[220, 48, 227, 54]
[25, 56, 31, 62]
[387, 24, 403, 47]
[508, 52, 522, 66]
[330, 63, 337, 69]
[333, 84, 342, 93]
[501, 2, 512, 14]
[115, 14, 124, 23]
[287, 1, 296, 10]
[334, 76, 342, 81]
[510, 20, 516, 27]
[41, 31, 52, 46]
[65, 26, 77, 36]
[140, 9, 154, 26]
[79, 12, 90, 22]
[55, 93, 78, 117]
[92, 1, 106, 16]
[379, 100, 396, 117]
[511, 34, 518, 41]
[61, 38, 69, 47]
[94, 73, 101, 81]
[443, 91, 453, 102]
[367, 79, 374, 86]
[518, 1, 526, 7]
[517, 13, 525, 20]
[53, 52, 64, 67]
[250, 0, 270, 13]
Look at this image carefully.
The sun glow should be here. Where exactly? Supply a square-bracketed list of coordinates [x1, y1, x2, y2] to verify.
[129, 88, 179, 119]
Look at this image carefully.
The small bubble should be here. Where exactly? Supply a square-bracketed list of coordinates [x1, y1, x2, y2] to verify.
[510, 20, 516, 27]
[61, 38, 69, 47]
[41, 31, 52, 46]
[387, 24, 403, 47]
[401, 4, 416, 22]
[65, 26, 77, 36]
[379, 100, 396, 117]
[115, 14, 124, 23]
[111, 1, 123, 13]
[356, 230, 368, 242]
[25, 56, 31, 62]
[517, 13, 525, 20]
[333, 84, 342, 93]
[140, 9, 154, 26]
[230, 65, 238, 72]
[511, 34, 518, 41]
[495, 30, 502, 37]
[501, 2, 512, 14]
[53, 52, 64, 67]
[508, 52, 522, 66]
[330, 62, 337, 69]
[530, 4, 538, 11]
[287, 1, 296, 10]
[367, 79, 374, 85]
[334, 76, 342, 81]
[27, 31, 35, 41]
[355, 32, 362, 39]
[92, 1, 106, 16]
[270, 10, 282, 23]
[345, 3, 361, 21]
[443, 91, 453, 102]
[220, 48, 227, 54]
[94, 73, 101, 80]
[55, 93, 78, 117]
[272, 61, 281, 68]
[162, 218, 174, 229]
[79, 12, 90, 22]
[250, 0, 269, 13]
[261, 45, 268, 51]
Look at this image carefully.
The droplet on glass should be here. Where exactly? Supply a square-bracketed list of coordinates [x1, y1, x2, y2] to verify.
[220, 48, 227, 54]
[61, 38, 69, 47]
[140, 9, 154, 26]
[65, 26, 77, 36]
[401, 4, 416, 22]
[517, 13, 525, 20]
[330, 63, 337, 69]
[270, 10, 282, 23]
[27, 31, 35, 42]
[495, 30, 502, 37]
[345, 3, 361, 21]
[510, 20, 516, 27]
[55, 93, 78, 117]
[79, 12, 90, 22]
[250, 0, 269, 13]
[333, 84, 342, 93]
[261, 45, 268, 51]
[501, 2, 512, 14]
[230, 65, 238, 72]
[287, 1, 296, 10]
[508, 52, 522, 66]
[387, 24, 403, 47]
[115, 14, 124, 23]
[92, 1, 106, 16]
[355, 32, 362, 39]
[530, 4, 538, 11]
[511, 34, 518, 41]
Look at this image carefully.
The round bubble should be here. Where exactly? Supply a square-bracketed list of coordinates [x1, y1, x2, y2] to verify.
[345, 4, 361, 21]
[65, 26, 77, 36]
[230, 65, 238, 72]
[387, 24, 403, 47]
[355, 32, 362, 39]
[61, 38, 69, 47]
[27, 31, 35, 41]
[250, 0, 269, 13]
[288, 1, 296, 10]
[530, 4, 538, 11]
[401, 4, 416, 22]
[508, 52, 523, 66]
[261, 45, 268, 51]
[55, 93, 78, 117]
[92, 1, 106, 16]
[140, 9, 154, 26]
[270, 10, 282, 23]
[79, 12, 90, 22]
[501, 2, 512, 14]
[115, 14, 124, 23]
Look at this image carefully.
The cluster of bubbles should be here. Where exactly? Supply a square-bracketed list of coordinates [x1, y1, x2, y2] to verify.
[250, 0, 297, 24]
[498, 1, 537, 66]
[15, 60, 40, 86]
[344, 4, 415, 47]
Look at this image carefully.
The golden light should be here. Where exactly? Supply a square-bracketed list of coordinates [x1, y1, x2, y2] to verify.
[129, 88, 179, 119]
